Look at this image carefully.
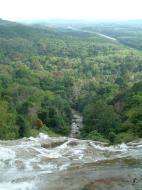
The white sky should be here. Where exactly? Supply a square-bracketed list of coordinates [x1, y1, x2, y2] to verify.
[0, 0, 142, 21]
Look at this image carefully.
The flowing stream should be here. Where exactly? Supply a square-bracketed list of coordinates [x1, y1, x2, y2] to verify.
[69, 110, 83, 138]
[0, 112, 142, 190]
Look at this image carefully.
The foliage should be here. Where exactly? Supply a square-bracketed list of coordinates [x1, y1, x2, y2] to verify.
[0, 19, 142, 142]
[80, 100, 120, 142]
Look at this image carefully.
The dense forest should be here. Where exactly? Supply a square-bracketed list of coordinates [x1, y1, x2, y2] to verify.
[0, 19, 142, 143]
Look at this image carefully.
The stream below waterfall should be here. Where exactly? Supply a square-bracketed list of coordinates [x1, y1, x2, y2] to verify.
[69, 110, 83, 138]
[0, 111, 142, 190]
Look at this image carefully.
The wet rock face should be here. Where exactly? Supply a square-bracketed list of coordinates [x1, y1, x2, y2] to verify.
[67, 140, 79, 146]
[39, 164, 142, 190]
[41, 138, 67, 148]
[82, 178, 138, 190]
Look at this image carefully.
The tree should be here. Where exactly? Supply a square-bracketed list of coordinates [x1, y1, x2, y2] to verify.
[82, 101, 120, 141]
[0, 100, 18, 139]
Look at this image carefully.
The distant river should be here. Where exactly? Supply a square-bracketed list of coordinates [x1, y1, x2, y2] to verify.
[67, 27, 117, 41]
[95, 32, 117, 41]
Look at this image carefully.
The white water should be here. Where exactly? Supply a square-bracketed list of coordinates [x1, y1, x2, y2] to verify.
[0, 133, 142, 190]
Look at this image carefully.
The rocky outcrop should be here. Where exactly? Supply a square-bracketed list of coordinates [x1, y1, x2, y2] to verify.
[41, 137, 67, 149]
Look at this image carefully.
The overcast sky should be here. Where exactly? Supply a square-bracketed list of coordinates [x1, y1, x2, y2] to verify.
[0, 0, 142, 21]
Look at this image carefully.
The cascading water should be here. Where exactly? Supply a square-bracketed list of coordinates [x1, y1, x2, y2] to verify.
[0, 112, 142, 190]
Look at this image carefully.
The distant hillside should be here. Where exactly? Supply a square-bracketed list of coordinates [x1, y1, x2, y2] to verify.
[0, 19, 119, 58]
[0, 19, 59, 57]
[0, 19, 56, 39]
[20, 19, 142, 51]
